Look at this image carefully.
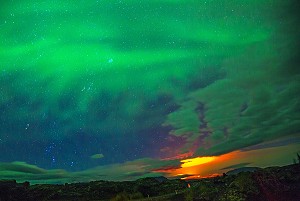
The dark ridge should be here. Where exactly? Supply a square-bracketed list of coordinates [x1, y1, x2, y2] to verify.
[226, 167, 261, 175]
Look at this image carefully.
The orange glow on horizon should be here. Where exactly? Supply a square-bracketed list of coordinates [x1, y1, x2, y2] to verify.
[181, 156, 216, 168]
[153, 142, 300, 180]
[181, 173, 221, 180]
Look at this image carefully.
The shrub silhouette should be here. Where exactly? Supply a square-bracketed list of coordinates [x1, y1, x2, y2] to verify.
[110, 192, 129, 201]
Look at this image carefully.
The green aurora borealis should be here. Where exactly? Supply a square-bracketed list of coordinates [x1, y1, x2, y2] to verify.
[0, 0, 299, 183]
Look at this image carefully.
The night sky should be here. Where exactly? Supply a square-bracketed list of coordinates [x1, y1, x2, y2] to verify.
[0, 0, 299, 183]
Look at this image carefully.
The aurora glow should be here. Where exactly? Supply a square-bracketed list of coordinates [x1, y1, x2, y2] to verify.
[0, 0, 299, 183]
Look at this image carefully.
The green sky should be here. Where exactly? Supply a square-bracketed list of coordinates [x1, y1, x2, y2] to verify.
[0, 0, 299, 183]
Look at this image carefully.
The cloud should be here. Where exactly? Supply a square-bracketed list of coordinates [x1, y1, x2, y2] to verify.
[0, 161, 46, 174]
[0, 158, 181, 184]
[0, 162, 70, 183]
[90, 154, 104, 159]
[79, 157, 179, 181]
[164, 9, 300, 157]
[240, 135, 300, 152]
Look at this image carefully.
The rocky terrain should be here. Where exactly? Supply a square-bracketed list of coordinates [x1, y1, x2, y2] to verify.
[0, 164, 299, 201]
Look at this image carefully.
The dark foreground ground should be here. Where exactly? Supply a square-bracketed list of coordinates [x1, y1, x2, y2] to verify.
[0, 164, 299, 201]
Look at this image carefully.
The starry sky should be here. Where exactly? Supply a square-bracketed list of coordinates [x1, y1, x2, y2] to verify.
[0, 0, 299, 183]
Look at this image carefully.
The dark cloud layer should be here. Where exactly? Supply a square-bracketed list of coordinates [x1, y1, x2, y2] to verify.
[165, 1, 300, 156]
[0, 158, 181, 184]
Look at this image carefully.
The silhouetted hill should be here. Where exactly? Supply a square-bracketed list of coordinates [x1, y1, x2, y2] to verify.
[0, 164, 299, 201]
[226, 167, 261, 175]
